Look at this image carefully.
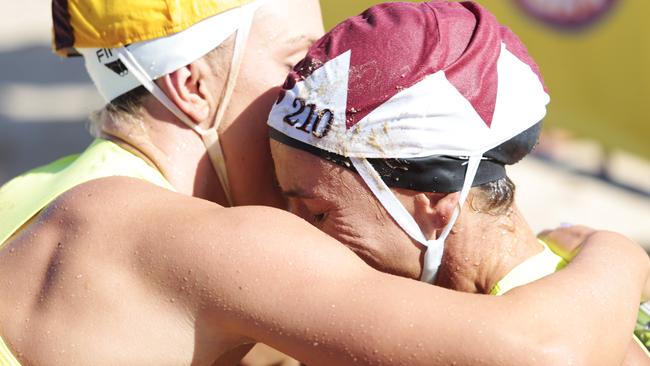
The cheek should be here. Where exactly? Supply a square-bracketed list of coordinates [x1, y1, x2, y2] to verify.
[241, 41, 289, 93]
[323, 203, 423, 276]
[234, 69, 282, 115]
[222, 87, 286, 207]
[321, 206, 387, 259]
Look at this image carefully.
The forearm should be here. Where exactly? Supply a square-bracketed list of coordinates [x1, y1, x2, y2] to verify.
[622, 339, 650, 366]
[161, 206, 648, 366]
[501, 231, 649, 365]
[231, 225, 647, 366]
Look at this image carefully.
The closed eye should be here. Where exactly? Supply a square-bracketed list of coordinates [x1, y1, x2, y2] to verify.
[313, 212, 328, 224]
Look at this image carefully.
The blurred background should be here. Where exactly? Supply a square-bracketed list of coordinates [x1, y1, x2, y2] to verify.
[1, 0, 648, 247]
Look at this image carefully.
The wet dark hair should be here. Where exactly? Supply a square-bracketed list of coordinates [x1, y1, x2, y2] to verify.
[270, 122, 541, 216]
[473, 176, 516, 215]
[468, 123, 543, 215]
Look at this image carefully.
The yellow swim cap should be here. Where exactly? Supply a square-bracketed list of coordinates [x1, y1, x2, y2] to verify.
[52, 0, 255, 57]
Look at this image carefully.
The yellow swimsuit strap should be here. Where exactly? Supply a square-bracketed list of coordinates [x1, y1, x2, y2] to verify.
[490, 240, 650, 357]
[0, 138, 173, 248]
[0, 336, 20, 366]
[490, 240, 568, 296]
[0, 139, 174, 365]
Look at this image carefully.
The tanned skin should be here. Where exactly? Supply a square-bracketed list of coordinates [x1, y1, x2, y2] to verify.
[272, 140, 650, 366]
[0, 0, 646, 364]
[0, 177, 646, 365]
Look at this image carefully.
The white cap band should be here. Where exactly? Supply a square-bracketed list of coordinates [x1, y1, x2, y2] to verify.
[350, 155, 484, 283]
[78, 1, 264, 102]
[78, 0, 267, 207]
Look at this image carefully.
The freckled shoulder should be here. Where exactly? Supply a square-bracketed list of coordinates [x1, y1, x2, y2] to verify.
[38, 175, 301, 264]
[45, 176, 201, 218]
[40, 176, 214, 232]
[28, 176, 221, 262]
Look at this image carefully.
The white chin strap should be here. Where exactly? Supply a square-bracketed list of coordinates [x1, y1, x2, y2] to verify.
[350, 154, 483, 283]
[114, 4, 258, 206]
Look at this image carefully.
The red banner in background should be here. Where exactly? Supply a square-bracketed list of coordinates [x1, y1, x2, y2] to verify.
[516, 0, 618, 29]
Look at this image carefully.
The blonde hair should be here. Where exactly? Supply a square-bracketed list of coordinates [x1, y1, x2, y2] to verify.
[87, 41, 231, 137]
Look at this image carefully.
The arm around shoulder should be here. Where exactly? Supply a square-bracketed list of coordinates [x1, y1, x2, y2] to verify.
[145, 200, 649, 366]
[500, 231, 650, 366]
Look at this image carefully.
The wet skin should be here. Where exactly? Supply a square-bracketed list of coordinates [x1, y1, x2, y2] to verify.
[0, 176, 648, 365]
[271, 140, 650, 365]
[0, 0, 648, 364]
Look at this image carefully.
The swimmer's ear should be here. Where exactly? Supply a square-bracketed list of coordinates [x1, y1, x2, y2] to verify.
[412, 192, 460, 241]
[157, 61, 213, 125]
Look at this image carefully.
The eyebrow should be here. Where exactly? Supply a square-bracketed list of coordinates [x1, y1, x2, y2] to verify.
[285, 35, 319, 49]
[282, 187, 316, 199]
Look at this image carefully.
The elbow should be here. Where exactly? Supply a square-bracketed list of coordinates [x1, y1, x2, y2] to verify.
[522, 339, 593, 366]
[542, 346, 589, 366]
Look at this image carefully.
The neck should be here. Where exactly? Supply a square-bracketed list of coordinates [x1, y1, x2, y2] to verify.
[100, 111, 230, 205]
[434, 205, 543, 294]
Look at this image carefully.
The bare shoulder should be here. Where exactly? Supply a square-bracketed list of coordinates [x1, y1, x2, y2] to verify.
[48, 176, 210, 221]
[40, 175, 331, 275]
[48, 176, 293, 233]
[25, 175, 231, 289]
[41, 176, 229, 239]
[44, 175, 354, 292]
[1, 177, 257, 365]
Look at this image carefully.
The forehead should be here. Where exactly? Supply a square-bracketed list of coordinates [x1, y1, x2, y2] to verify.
[254, 0, 323, 42]
[271, 141, 354, 195]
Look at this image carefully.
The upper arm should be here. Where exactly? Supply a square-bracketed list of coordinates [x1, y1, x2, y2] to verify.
[207, 214, 647, 366]
[118, 180, 647, 366]
[142, 203, 544, 365]
[136, 200, 504, 365]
